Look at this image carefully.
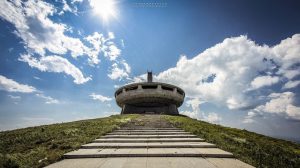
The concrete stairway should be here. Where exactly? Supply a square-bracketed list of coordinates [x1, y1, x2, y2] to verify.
[46, 128, 254, 167]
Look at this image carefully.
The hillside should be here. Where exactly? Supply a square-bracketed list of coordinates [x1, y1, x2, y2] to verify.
[164, 115, 300, 168]
[0, 115, 138, 168]
[0, 114, 299, 168]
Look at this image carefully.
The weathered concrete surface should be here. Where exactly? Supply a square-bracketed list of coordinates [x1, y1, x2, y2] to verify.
[115, 81, 185, 115]
[101, 134, 197, 138]
[63, 148, 234, 158]
[46, 157, 253, 168]
[93, 138, 205, 143]
[107, 131, 189, 135]
[113, 129, 185, 132]
[81, 142, 216, 148]
[46, 115, 254, 168]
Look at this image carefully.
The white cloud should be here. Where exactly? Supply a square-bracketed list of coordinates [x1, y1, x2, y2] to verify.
[36, 93, 60, 104]
[108, 61, 131, 80]
[250, 76, 280, 89]
[113, 84, 120, 88]
[282, 69, 299, 80]
[0, 75, 36, 93]
[0, 0, 123, 67]
[127, 73, 147, 84]
[84, 32, 122, 64]
[226, 96, 251, 110]
[0, 0, 130, 85]
[245, 92, 300, 121]
[186, 98, 204, 112]
[71, 0, 84, 4]
[59, 0, 78, 15]
[181, 110, 198, 119]
[84, 32, 105, 64]
[0, 0, 88, 57]
[104, 44, 121, 61]
[8, 95, 21, 99]
[90, 93, 113, 102]
[183, 98, 222, 124]
[19, 54, 91, 84]
[152, 34, 300, 122]
[204, 112, 222, 124]
[244, 112, 254, 123]
[182, 98, 201, 119]
[283, 80, 300, 89]
[33, 76, 41, 80]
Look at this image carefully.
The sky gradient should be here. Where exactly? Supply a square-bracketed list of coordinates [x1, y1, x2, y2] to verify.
[0, 0, 300, 142]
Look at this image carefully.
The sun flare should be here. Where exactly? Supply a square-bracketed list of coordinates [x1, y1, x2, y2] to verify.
[90, 0, 118, 21]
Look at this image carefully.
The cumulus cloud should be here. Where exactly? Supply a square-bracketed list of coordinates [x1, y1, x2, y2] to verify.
[108, 60, 131, 80]
[36, 93, 60, 104]
[181, 98, 204, 119]
[181, 110, 198, 119]
[84, 32, 121, 64]
[186, 98, 204, 111]
[204, 113, 222, 124]
[0, 75, 36, 93]
[243, 111, 258, 124]
[0, 0, 88, 56]
[0, 0, 124, 66]
[58, 0, 79, 15]
[182, 97, 222, 124]
[244, 92, 300, 122]
[250, 76, 280, 90]
[283, 80, 300, 89]
[90, 93, 113, 102]
[154, 34, 300, 121]
[19, 54, 91, 84]
[0, 0, 130, 84]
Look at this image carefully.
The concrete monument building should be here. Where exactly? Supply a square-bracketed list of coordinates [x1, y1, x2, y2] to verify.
[115, 72, 185, 115]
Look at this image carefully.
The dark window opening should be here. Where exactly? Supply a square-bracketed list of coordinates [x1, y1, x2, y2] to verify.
[142, 85, 157, 89]
[126, 86, 138, 91]
[162, 86, 173, 91]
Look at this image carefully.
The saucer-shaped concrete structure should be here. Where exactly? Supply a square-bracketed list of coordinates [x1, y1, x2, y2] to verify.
[115, 72, 185, 115]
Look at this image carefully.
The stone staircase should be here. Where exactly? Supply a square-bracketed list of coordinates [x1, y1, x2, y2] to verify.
[46, 115, 254, 168]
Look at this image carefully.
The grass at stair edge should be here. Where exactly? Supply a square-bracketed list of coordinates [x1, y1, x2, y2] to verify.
[163, 115, 300, 168]
[0, 114, 138, 168]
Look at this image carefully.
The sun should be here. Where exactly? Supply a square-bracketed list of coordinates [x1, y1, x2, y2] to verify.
[90, 0, 118, 22]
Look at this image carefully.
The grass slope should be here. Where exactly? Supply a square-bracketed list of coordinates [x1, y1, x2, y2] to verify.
[0, 114, 137, 168]
[164, 115, 300, 168]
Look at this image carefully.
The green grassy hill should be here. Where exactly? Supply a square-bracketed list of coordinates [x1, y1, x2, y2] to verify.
[0, 114, 299, 168]
[164, 115, 300, 168]
[0, 115, 138, 168]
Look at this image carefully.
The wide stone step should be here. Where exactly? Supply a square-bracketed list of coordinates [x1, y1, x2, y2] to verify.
[64, 148, 234, 159]
[119, 128, 180, 130]
[114, 129, 185, 132]
[82, 142, 216, 148]
[107, 131, 190, 135]
[101, 134, 197, 138]
[46, 157, 254, 168]
[94, 138, 205, 143]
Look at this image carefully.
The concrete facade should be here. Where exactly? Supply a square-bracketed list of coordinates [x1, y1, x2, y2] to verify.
[115, 72, 185, 115]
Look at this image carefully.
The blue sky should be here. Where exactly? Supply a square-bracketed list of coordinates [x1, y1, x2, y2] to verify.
[0, 0, 300, 142]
